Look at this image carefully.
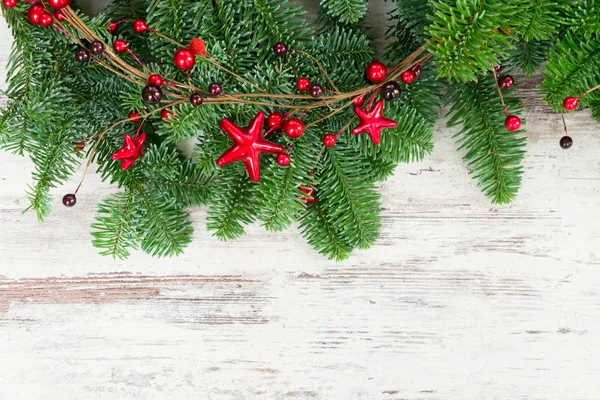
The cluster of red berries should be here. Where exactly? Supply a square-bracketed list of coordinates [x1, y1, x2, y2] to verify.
[15, 0, 70, 27]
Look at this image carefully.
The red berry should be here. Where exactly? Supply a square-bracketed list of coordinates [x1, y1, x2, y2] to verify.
[54, 9, 66, 21]
[161, 107, 175, 122]
[173, 49, 195, 71]
[563, 96, 578, 111]
[323, 134, 337, 147]
[498, 75, 514, 89]
[401, 70, 416, 84]
[189, 38, 208, 56]
[113, 40, 128, 53]
[283, 118, 305, 139]
[296, 77, 311, 91]
[27, 4, 45, 25]
[148, 74, 163, 86]
[48, 0, 70, 9]
[266, 112, 284, 131]
[505, 115, 521, 131]
[132, 19, 148, 33]
[276, 153, 291, 166]
[365, 61, 387, 84]
[39, 12, 53, 27]
[3, 0, 18, 8]
[128, 111, 141, 124]
[108, 21, 118, 34]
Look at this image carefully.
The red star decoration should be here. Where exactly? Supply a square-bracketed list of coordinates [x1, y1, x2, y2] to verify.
[351, 100, 398, 145]
[217, 112, 284, 182]
[112, 133, 146, 170]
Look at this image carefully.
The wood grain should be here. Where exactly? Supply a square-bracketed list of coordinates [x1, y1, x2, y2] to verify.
[1, 3, 600, 399]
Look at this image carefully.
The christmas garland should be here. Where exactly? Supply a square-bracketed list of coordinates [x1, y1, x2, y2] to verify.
[1, 0, 598, 260]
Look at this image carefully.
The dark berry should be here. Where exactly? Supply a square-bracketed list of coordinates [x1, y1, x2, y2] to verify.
[412, 64, 422, 78]
[498, 75, 514, 89]
[309, 84, 324, 98]
[142, 84, 163, 105]
[75, 48, 91, 63]
[273, 42, 288, 56]
[381, 81, 401, 102]
[208, 83, 222, 96]
[560, 136, 573, 149]
[62, 194, 77, 207]
[89, 40, 104, 55]
[190, 93, 204, 106]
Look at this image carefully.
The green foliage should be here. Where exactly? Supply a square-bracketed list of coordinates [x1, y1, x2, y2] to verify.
[7, 0, 599, 261]
[386, 0, 432, 62]
[507, 39, 552, 76]
[446, 77, 527, 204]
[91, 190, 139, 259]
[319, 0, 368, 24]
[515, 1, 562, 41]
[543, 31, 600, 111]
[426, 0, 519, 82]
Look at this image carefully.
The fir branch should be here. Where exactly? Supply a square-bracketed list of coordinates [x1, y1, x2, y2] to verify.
[446, 78, 527, 204]
[542, 32, 600, 110]
[299, 203, 352, 261]
[316, 142, 382, 249]
[91, 190, 139, 259]
[207, 169, 258, 240]
[426, 0, 519, 82]
[136, 191, 193, 257]
[319, 0, 368, 25]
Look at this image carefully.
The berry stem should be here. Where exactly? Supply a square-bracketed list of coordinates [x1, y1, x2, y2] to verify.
[127, 49, 150, 72]
[149, 29, 186, 48]
[491, 63, 509, 116]
[581, 82, 600, 98]
[560, 113, 569, 136]
[293, 49, 340, 93]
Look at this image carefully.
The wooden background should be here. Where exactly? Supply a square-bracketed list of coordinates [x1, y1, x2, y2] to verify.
[1, 2, 600, 399]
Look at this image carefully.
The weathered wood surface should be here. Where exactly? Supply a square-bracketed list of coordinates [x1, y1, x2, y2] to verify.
[1, 3, 600, 399]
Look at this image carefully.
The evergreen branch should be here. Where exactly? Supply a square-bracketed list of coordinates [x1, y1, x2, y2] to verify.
[91, 190, 139, 259]
[136, 190, 193, 257]
[316, 142, 381, 249]
[319, 0, 367, 24]
[299, 203, 352, 261]
[542, 32, 600, 110]
[446, 78, 527, 204]
[207, 169, 258, 240]
[426, 0, 519, 82]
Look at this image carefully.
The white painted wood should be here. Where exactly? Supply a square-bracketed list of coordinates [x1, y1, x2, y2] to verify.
[1, 2, 600, 400]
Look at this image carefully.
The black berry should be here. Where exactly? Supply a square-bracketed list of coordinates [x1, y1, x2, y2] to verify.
[190, 93, 204, 106]
[273, 42, 288, 56]
[560, 136, 573, 149]
[413, 65, 422, 79]
[62, 194, 77, 207]
[142, 84, 163, 105]
[381, 81, 402, 102]
[309, 84, 324, 98]
[89, 40, 105, 55]
[208, 83, 222, 96]
[75, 48, 91, 63]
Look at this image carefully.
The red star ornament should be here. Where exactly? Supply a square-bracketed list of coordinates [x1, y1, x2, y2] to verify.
[112, 133, 146, 170]
[217, 112, 284, 182]
[351, 100, 398, 145]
